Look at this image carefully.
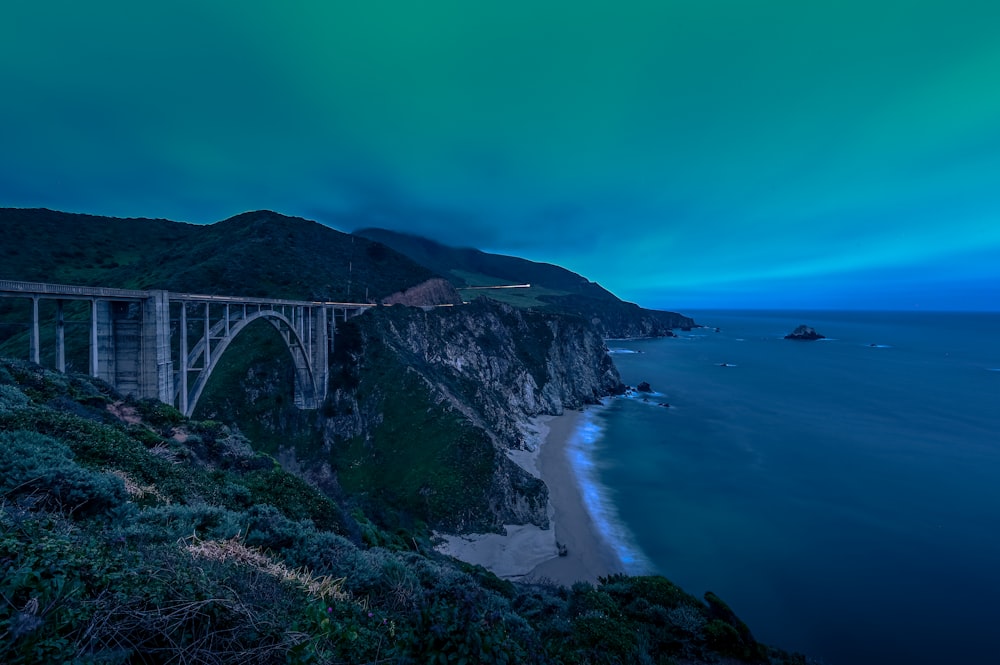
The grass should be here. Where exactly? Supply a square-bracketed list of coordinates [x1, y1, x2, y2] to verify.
[452, 268, 572, 309]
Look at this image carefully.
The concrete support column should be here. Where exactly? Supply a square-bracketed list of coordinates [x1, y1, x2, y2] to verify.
[30, 296, 40, 364]
[312, 306, 329, 402]
[306, 307, 312, 351]
[90, 299, 99, 376]
[141, 291, 174, 404]
[203, 302, 211, 369]
[179, 303, 188, 416]
[56, 299, 65, 372]
[94, 300, 115, 384]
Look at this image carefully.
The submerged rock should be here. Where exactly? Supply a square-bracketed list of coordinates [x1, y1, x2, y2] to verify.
[785, 324, 825, 340]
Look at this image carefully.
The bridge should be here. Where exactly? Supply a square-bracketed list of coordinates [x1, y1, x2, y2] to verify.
[0, 280, 374, 416]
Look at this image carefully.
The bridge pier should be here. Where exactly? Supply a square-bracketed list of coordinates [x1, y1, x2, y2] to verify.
[30, 296, 40, 364]
[178, 303, 189, 415]
[90, 300, 99, 377]
[311, 306, 329, 402]
[55, 300, 65, 373]
[142, 290, 174, 406]
[93, 300, 114, 382]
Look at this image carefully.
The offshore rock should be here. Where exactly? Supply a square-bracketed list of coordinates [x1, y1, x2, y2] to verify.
[785, 324, 826, 340]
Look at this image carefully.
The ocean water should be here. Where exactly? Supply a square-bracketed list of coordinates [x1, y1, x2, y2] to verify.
[577, 310, 1000, 665]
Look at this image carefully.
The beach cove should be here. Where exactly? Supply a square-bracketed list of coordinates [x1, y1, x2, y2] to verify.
[435, 410, 623, 585]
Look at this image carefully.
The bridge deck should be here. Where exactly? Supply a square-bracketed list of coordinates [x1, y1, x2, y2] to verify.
[1, 280, 377, 309]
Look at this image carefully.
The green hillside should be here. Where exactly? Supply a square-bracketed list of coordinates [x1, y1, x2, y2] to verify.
[1, 208, 434, 301]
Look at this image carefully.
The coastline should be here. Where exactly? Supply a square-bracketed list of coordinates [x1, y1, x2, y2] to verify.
[529, 408, 625, 584]
[435, 408, 624, 584]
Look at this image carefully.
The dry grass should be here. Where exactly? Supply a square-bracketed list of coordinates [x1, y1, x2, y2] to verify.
[185, 535, 349, 603]
[106, 469, 170, 504]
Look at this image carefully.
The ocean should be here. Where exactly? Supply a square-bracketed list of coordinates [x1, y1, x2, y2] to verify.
[573, 310, 1000, 665]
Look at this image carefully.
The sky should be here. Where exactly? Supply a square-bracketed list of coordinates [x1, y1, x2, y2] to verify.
[2, 1, 999, 311]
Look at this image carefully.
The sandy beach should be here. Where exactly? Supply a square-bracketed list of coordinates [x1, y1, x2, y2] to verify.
[435, 409, 624, 585]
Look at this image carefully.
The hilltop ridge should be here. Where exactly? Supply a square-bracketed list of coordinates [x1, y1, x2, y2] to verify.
[356, 227, 695, 337]
[0, 208, 435, 301]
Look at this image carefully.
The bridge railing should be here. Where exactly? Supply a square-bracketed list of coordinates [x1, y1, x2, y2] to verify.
[0, 280, 380, 310]
[168, 292, 376, 309]
[0, 280, 149, 300]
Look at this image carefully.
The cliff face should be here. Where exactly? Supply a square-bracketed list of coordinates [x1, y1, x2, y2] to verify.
[374, 299, 622, 443]
[319, 299, 624, 533]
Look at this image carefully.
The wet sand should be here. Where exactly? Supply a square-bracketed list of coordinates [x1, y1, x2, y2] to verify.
[529, 409, 624, 584]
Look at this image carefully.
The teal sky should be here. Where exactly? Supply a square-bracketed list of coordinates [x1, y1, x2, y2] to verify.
[2, 1, 999, 310]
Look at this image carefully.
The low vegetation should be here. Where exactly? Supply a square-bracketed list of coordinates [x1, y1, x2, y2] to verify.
[1, 359, 814, 664]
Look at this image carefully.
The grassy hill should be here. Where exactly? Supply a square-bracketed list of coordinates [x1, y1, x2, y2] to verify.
[356, 227, 695, 336]
[0, 208, 434, 301]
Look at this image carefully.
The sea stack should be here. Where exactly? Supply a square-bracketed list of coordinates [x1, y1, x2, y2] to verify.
[785, 324, 825, 340]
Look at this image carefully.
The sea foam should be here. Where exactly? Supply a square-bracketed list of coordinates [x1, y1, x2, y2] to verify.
[567, 408, 654, 575]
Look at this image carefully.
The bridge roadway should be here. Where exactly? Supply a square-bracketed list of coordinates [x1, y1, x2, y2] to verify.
[0, 280, 374, 416]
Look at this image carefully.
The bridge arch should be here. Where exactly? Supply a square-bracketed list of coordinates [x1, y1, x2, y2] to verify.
[184, 309, 318, 418]
[1, 281, 377, 415]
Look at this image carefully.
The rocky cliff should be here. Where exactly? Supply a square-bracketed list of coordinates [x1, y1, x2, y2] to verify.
[308, 299, 625, 533]
[376, 298, 621, 441]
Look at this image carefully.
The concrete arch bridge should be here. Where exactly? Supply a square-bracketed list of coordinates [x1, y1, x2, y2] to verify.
[0, 280, 373, 416]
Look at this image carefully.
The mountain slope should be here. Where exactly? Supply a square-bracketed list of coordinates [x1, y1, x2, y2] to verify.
[0, 208, 436, 301]
[355, 227, 695, 336]
[355, 227, 620, 299]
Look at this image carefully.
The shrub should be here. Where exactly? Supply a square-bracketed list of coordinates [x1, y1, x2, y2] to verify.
[0, 384, 30, 413]
[600, 574, 703, 612]
[241, 467, 342, 531]
[123, 504, 244, 543]
[132, 397, 185, 431]
[0, 509, 119, 663]
[0, 430, 126, 518]
[701, 591, 768, 662]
